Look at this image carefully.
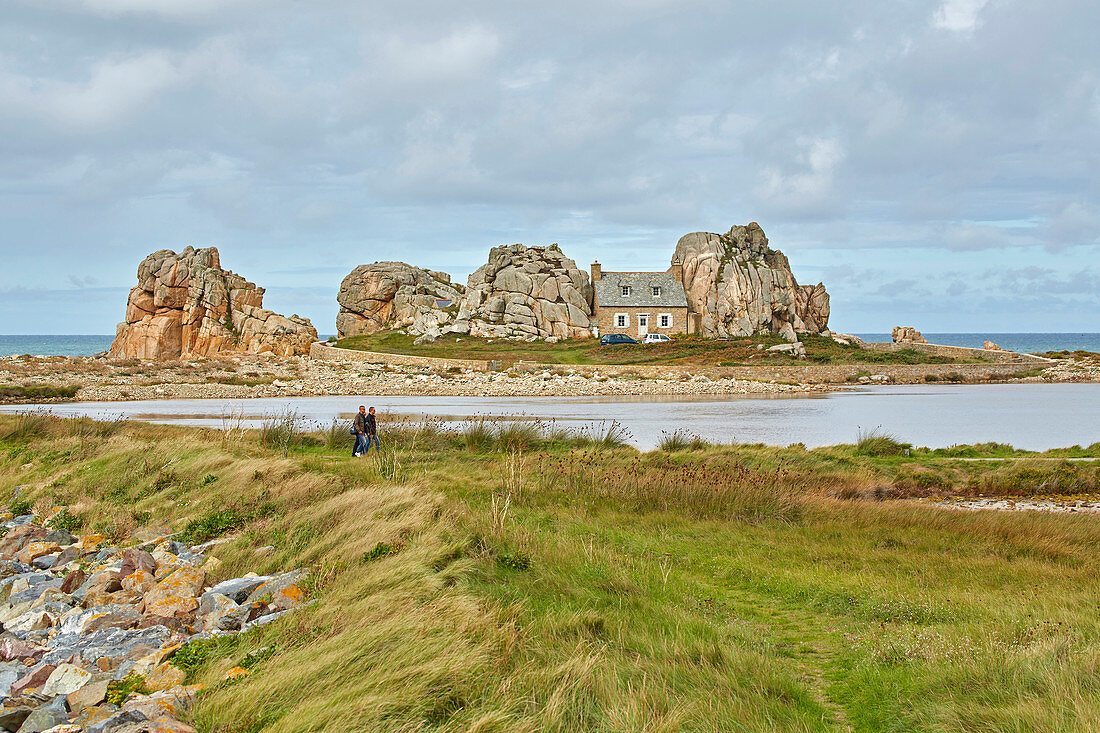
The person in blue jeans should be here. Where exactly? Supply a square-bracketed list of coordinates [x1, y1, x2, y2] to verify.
[363, 406, 381, 454]
[352, 405, 369, 456]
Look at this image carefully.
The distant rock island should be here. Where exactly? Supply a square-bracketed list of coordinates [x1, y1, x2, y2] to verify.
[109, 247, 316, 359]
[337, 222, 829, 343]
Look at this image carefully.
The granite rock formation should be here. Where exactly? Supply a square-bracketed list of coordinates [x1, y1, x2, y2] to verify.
[336, 263, 463, 340]
[452, 244, 593, 340]
[109, 247, 317, 359]
[673, 223, 830, 338]
[892, 326, 927, 344]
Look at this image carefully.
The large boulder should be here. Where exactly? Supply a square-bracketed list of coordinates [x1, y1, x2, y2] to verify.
[109, 247, 317, 359]
[674, 223, 830, 338]
[893, 326, 927, 344]
[335, 262, 463, 338]
[453, 244, 593, 340]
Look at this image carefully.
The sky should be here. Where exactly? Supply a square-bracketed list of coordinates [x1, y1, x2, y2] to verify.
[1, 0, 1097, 335]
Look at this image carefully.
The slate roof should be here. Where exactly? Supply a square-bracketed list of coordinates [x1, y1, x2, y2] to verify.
[594, 272, 688, 309]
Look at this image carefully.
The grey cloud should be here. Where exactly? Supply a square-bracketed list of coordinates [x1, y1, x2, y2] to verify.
[0, 0, 1097, 333]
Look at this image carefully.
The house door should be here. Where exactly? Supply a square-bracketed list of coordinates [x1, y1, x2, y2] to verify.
[637, 314, 648, 337]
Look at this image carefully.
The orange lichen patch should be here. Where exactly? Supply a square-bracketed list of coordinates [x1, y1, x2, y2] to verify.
[15, 542, 61, 564]
[75, 705, 116, 727]
[80, 534, 106, 552]
[271, 584, 305, 611]
[143, 568, 205, 618]
[122, 568, 156, 595]
[145, 662, 187, 692]
[147, 716, 198, 733]
[223, 666, 251, 681]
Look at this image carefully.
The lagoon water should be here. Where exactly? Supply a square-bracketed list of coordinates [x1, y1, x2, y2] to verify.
[3, 383, 1096, 451]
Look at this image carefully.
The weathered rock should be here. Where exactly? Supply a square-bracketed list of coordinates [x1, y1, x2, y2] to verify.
[204, 577, 270, 605]
[143, 662, 185, 692]
[454, 244, 593, 340]
[673, 223, 830, 338]
[13, 705, 67, 733]
[892, 326, 926, 344]
[41, 662, 94, 696]
[0, 706, 33, 731]
[119, 551, 156, 581]
[109, 247, 317, 359]
[0, 638, 45, 662]
[141, 567, 203, 619]
[67, 678, 110, 713]
[983, 341, 1002, 350]
[10, 663, 55, 696]
[336, 262, 463, 338]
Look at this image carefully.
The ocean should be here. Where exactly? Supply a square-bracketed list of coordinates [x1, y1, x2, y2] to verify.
[851, 333, 1100, 354]
[0, 333, 1097, 358]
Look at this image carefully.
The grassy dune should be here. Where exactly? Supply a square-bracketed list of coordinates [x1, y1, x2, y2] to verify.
[1, 413, 1098, 731]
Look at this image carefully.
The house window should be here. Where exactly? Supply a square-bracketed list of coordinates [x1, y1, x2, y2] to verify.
[652, 286, 661, 297]
[621, 285, 631, 297]
[660, 314, 670, 328]
[615, 313, 628, 328]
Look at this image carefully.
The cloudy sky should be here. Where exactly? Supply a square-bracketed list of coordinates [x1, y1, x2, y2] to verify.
[1, 0, 1097, 335]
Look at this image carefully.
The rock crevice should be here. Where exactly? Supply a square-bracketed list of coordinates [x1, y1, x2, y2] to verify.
[335, 262, 463, 340]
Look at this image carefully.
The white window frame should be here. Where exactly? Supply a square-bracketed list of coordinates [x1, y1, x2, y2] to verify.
[615, 313, 629, 328]
[652, 286, 661, 297]
[638, 313, 650, 327]
[659, 313, 671, 329]
[621, 285, 631, 297]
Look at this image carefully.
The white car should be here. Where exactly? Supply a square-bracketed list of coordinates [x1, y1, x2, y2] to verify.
[642, 333, 671, 344]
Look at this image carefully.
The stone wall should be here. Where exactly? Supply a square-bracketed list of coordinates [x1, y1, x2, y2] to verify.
[309, 342, 490, 371]
[593, 307, 689, 337]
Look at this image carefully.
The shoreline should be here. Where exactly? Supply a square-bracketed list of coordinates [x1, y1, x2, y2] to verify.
[0, 351, 1096, 405]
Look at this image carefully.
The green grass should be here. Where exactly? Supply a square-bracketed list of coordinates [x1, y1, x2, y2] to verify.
[335, 331, 979, 367]
[0, 384, 81, 402]
[1, 414, 1098, 731]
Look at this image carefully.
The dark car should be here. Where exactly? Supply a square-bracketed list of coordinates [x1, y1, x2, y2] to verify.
[600, 333, 639, 345]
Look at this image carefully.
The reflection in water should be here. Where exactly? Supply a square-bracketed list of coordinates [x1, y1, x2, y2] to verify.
[0, 383, 1096, 451]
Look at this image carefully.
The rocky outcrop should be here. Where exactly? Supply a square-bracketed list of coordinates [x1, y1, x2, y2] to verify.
[892, 326, 927, 344]
[983, 341, 1003, 351]
[336, 262, 463, 339]
[0, 509, 307, 732]
[453, 244, 593, 340]
[673, 223, 830, 339]
[109, 247, 316, 359]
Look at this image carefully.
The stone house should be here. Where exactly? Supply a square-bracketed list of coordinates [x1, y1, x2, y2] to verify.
[589, 261, 691, 338]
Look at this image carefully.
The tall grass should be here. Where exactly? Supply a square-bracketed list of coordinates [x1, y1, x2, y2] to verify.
[1, 410, 51, 441]
[322, 418, 354, 451]
[657, 430, 710, 452]
[260, 409, 303, 456]
[856, 426, 912, 456]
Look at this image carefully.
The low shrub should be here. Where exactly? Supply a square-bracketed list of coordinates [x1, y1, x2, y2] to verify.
[497, 549, 532, 571]
[49, 508, 83, 532]
[8, 498, 32, 518]
[363, 541, 403, 562]
[106, 673, 149, 705]
[179, 509, 242, 544]
[856, 427, 912, 457]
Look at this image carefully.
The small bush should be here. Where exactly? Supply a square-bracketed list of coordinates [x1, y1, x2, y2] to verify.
[363, 541, 403, 562]
[0, 385, 80, 401]
[497, 550, 532, 571]
[923, 374, 940, 382]
[8, 498, 32, 518]
[106, 673, 149, 705]
[496, 420, 542, 452]
[49, 508, 83, 532]
[172, 636, 240, 679]
[200, 474, 218, 486]
[179, 509, 242, 544]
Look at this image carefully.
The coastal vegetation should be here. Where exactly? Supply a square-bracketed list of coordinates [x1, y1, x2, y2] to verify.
[335, 331, 981, 367]
[1, 413, 1098, 731]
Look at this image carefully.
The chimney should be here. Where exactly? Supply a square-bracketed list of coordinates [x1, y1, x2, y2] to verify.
[591, 261, 602, 282]
[669, 257, 683, 284]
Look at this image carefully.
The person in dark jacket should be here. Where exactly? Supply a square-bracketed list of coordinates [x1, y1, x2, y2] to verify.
[363, 406, 381, 454]
[352, 405, 369, 457]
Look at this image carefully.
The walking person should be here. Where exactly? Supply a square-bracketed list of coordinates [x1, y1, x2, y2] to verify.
[363, 406, 381, 454]
[352, 405, 369, 457]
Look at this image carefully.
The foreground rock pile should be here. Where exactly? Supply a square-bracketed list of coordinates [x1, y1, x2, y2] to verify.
[0, 512, 305, 732]
[109, 247, 317, 360]
[674, 223, 830, 340]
